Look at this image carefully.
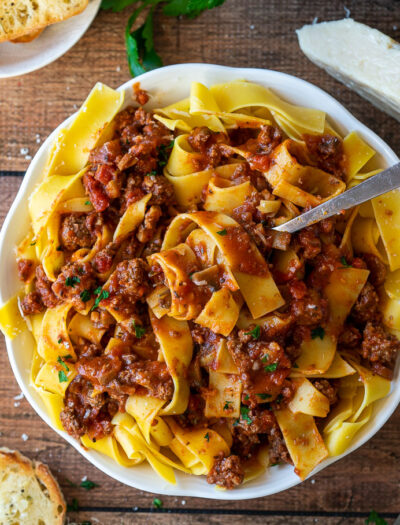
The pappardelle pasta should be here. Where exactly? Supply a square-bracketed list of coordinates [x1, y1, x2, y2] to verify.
[1, 80, 399, 489]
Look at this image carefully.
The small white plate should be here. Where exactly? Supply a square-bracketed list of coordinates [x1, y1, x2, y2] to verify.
[0, 0, 101, 79]
[1, 64, 399, 499]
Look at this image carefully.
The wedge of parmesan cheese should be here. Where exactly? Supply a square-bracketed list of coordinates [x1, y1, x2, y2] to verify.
[297, 19, 400, 122]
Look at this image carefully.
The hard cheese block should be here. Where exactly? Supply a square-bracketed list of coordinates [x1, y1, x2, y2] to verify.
[297, 19, 400, 122]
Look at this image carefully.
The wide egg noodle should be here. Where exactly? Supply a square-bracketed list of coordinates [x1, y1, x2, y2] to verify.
[161, 211, 284, 319]
[296, 267, 369, 375]
[113, 193, 152, 242]
[195, 287, 240, 337]
[372, 190, 400, 271]
[274, 408, 328, 479]
[209, 80, 325, 133]
[150, 312, 193, 415]
[167, 418, 230, 476]
[342, 131, 376, 182]
[288, 378, 330, 418]
[125, 395, 172, 446]
[204, 370, 242, 418]
[44, 83, 124, 177]
[37, 302, 76, 361]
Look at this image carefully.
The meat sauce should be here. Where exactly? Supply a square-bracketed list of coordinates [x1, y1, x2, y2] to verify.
[17, 102, 399, 489]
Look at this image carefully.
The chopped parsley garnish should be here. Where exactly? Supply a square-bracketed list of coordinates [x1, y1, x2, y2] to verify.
[293, 362, 299, 368]
[216, 229, 227, 236]
[85, 200, 91, 205]
[148, 170, 157, 176]
[153, 498, 163, 509]
[340, 256, 352, 268]
[80, 289, 91, 302]
[132, 320, 146, 339]
[365, 511, 388, 525]
[204, 432, 210, 442]
[58, 370, 68, 383]
[261, 354, 269, 363]
[240, 405, 252, 425]
[275, 394, 283, 404]
[244, 325, 261, 340]
[244, 394, 250, 401]
[256, 393, 272, 400]
[264, 362, 278, 373]
[223, 400, 233, 411]
[67, 498, 79, 511]
[90, 289, 110, 311]
[311, 326, 325, 340]
[30, 241, 36, 246]
[57, 356, 69, 372]
[80, 479, 99, 490]
[65, 276, 80, 287]
[157, 141, 174, 167]
[56, 245, 63, 251]
[58, 338, 62, 344]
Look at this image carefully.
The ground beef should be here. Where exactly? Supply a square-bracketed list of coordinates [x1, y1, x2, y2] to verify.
[361, 322, 400, 379]
[90, 309, 115, 330]
[60, 375, 117, 440]
[296, 227, 321, 259]
[187, 127, 226, 170]
[362, 253, 387, 287]
[52, 261, 97, 310]
[290, 289, 328, 327]
[351, 282, 380, 325]
[312, 379, 338, 405]
[17, 258, 35, 282]
[141, 175, 175, 206]
[89, 139, 122, 166]
[307, 249, 339, 290]
[92, 242, 118, 274]
[227, 334, 291, 400]
[137, 205, 162, 244]
[133, 83, 150, 106]
[19, 291, 44, 315]
[231, 407, 276, 459]
[60, 214, 95, 252]
[105, 259, 150, 315]
[207, 453, 244, 489]
[178, 394, 208, 428]
[268, 423, 292, 465]
[35, 265, 61, 309]
[303, 133, 345, 179]
[338, 325, 362, 349]
[256, 125, 282, 154]
[83, 172, 110, 212]
[117, 361, 174, 399]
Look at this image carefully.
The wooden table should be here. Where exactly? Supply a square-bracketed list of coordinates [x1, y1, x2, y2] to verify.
[0, 1, 399, 523]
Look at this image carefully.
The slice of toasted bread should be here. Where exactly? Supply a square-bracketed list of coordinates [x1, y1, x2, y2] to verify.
[0, 447, 66, 525]
[0, 0, 89, 43]
[11, 27, 45, 43]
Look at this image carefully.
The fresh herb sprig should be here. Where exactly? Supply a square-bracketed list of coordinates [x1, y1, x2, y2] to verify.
[101, 0, 227, 77]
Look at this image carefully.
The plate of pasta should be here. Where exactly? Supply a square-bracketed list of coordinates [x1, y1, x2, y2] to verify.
[0, 63, 399, 499]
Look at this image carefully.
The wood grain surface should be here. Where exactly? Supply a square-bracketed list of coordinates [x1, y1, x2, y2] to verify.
[0, 0, 399, 523]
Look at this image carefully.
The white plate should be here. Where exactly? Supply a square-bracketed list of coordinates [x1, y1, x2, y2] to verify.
[0, 0, 101, 79]
[1, 64, 399, 499]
